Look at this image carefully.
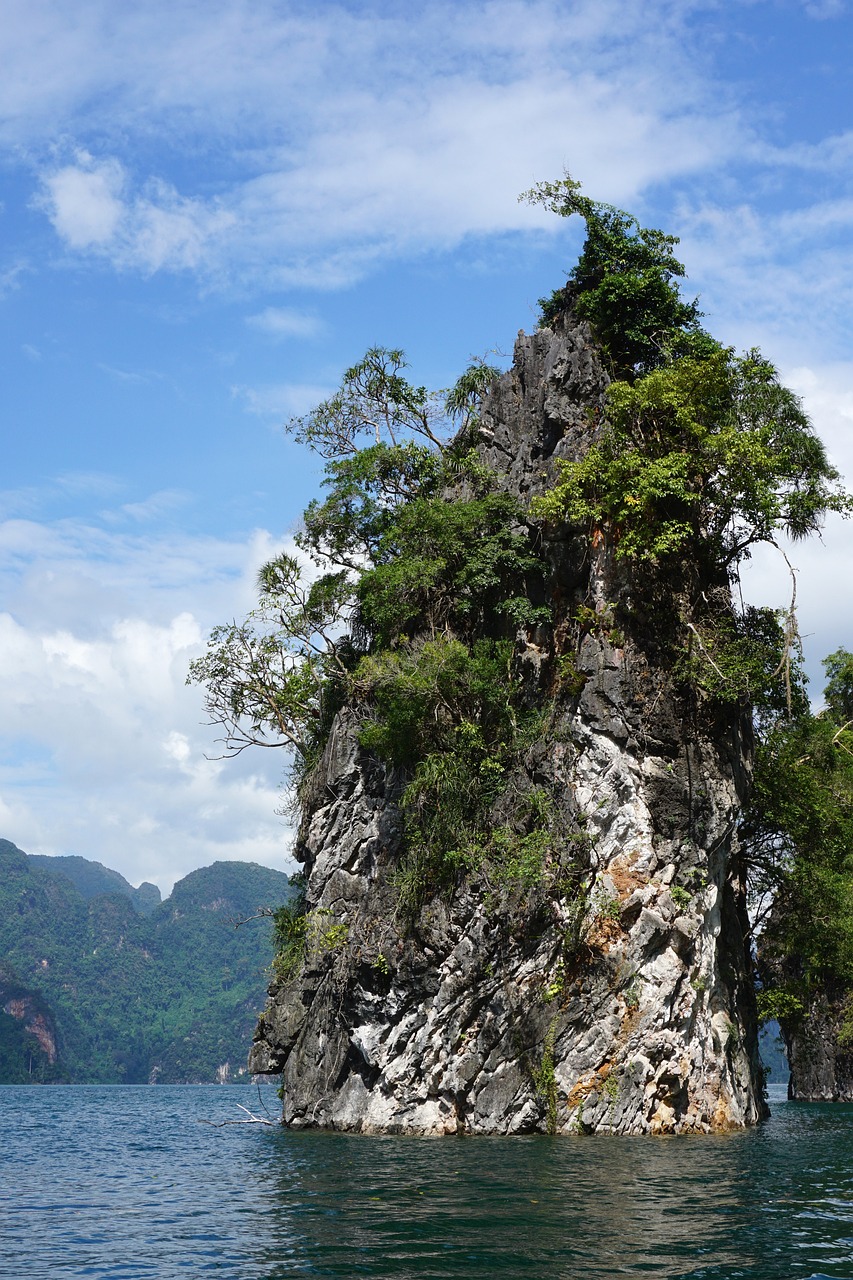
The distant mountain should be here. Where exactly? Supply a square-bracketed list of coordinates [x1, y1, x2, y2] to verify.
[0, 839, 292, 1084]
[27, 852, 162, 915]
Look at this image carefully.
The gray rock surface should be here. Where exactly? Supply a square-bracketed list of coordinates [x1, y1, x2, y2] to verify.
[775, 985, 853, 1102]
[250, 312, 767, 1134]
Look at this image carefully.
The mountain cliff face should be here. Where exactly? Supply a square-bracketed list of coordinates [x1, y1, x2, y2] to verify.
[780, 988, 853, 1101]
[0, 966, 63, 1083]
[250, 313, 767, 1134]
[759, 934, 852, 1101]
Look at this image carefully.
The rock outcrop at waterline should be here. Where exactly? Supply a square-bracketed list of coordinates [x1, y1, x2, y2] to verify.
[250, 312, 767, 1134]
[781, 987, 853, 1102]
[758, 942, 853, 1101]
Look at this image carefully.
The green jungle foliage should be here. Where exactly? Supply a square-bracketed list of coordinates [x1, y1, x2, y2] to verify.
[0, 839, 292, 1083]
[189, 179, 849, 970]
[520, 172, 711, 376]
[27, 853, 161, 915]
[522, 175, 850, 573]
[748, 650, 853, 1021]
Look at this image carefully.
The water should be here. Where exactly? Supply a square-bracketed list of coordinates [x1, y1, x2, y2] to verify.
[1, 1084, 852, 1279]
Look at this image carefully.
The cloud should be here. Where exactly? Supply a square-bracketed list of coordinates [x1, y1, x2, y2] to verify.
[245, 307, 323, 339]
[802, 0, 846, 17]
[37, 152, 236, 273]
[14, 1, 743, 286]
[0, 498, 298, 892]
[672, 196, 853, 361]
[0, 260, 29, 299]
[117, 490, 191, 523]
[39, 154, 125, 247]
[232, 381, 333, 419]
[13, 0, 848, 313]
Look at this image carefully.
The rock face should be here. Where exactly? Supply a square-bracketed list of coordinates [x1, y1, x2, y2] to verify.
[0, 969, 62, 1081]
[780, 988, 853, 1101]
[250, 313, 767, 1134]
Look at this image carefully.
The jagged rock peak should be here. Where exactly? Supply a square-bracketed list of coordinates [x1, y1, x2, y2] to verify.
[250, 315, 767, 1135]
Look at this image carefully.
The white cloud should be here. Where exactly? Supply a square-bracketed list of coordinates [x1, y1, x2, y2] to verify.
[0, 500, 298, 893]
[11, 1, 740, 286]
[0, 260, 29, 299]
[116, 490, 190, 523]
[39, 154, 125, 247]
[803, 0, 846, 18]
[9, 0, 846, 318]
[37, 153, 235, 273]
[232, 381, 333, 419]
[672, 196, 853, 361]
[246, 307, 323, 339]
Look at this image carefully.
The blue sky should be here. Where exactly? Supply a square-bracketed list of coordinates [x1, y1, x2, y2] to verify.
[1, 0, 852, 892]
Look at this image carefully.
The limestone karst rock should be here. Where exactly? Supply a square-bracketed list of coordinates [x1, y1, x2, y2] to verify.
[249, 308, 767, 1134]
[759, 937, 853, 1102]
[780, 986, 853, 1102]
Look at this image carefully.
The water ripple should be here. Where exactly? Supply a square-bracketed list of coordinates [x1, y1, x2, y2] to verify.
[1, 1086, 852, 1279]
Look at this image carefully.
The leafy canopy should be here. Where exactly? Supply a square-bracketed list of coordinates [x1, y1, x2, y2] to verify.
[524, 173, 850, 570]
[521, 172, 713, 375]
[534, 347, 850, 567]
[748, 652, 853, 1004]
[188, 348, 543, 775]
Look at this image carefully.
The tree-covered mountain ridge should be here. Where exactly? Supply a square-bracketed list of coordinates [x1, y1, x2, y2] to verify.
[0, 838, 292, 1084]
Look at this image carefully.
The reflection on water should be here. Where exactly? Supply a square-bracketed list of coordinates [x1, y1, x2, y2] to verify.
[1, 1084, 852, 1280]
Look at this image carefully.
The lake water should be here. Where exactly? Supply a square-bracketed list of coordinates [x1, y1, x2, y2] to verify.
[1, 1084, 851, 1279]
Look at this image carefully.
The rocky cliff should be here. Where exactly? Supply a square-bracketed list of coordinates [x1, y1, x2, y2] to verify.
[250, 311, 767, 1134]
[781, 987, 853, 1101]
[0, 966, 63, 1082]
[759, 935, 853, 1101]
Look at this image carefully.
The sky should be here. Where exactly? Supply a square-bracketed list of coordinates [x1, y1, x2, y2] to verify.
[1, 0, 852, 894]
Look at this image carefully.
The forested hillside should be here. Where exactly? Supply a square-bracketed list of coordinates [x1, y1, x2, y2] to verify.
[0, 839, 291, 1083]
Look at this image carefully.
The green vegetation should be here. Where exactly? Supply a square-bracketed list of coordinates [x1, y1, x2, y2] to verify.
[748, 650, 853, 1022]
[27, 853, 161, 915]
[532, 1015, 559, 1134]
[523, 175, 849, 576]
[270, 891, 349, 984]
[189, 344, 585, 938]
[0, 839, 293, 1083]
[521, 173, 710, 375]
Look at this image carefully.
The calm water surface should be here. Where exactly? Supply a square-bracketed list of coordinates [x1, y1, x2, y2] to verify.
[1, 1084, 851, 1279]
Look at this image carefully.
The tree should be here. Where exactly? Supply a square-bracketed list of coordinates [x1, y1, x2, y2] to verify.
[520, 174, 850, 712]
[533, 346, 850, 570]
[823, 647, 853, 725]
[520, 172, 713, 375]
[188, 350, 503, 767]
[748, 665, 853, 1017]
[186, 554, 353, 762]
[288, 346, 496, 458]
